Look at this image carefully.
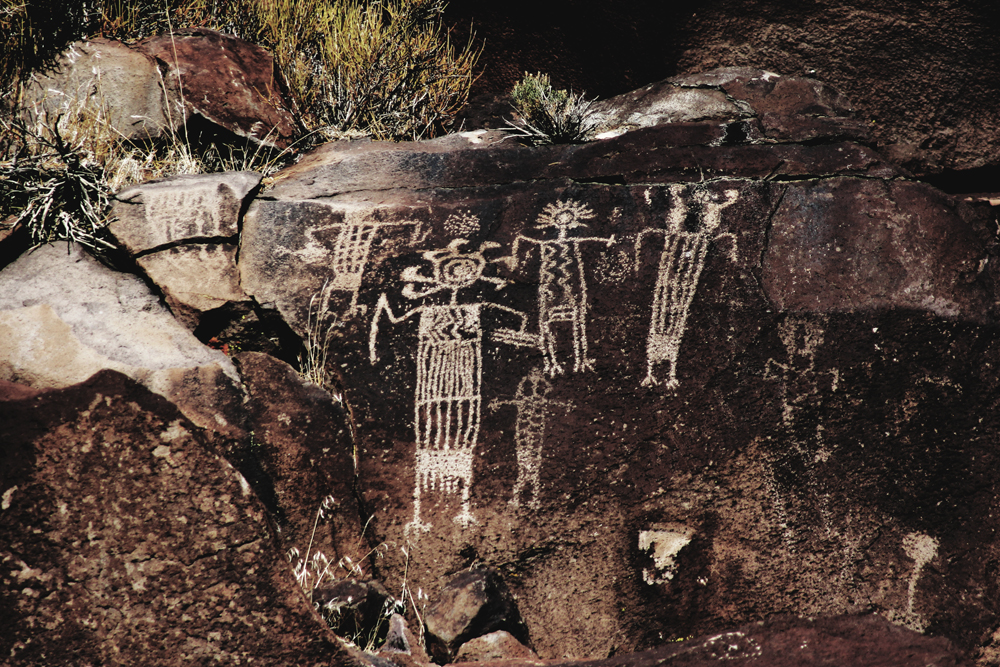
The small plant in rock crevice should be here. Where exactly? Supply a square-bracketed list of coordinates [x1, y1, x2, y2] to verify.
[286, 494, 416, 651]
[297, 279, 344, 398]
[505, 71, 600, 145]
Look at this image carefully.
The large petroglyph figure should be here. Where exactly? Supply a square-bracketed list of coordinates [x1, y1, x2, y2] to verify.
[489, 368, 572, 510]
[503, 200, 614, 376]
[635, 186, 739, 388]
[369, 240, 530, 536]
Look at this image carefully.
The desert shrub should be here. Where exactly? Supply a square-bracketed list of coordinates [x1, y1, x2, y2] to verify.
[0, 116, 115, 252]
[248, 0, 480, 140]
[3, 0, 479, 140]
[506, 71, 599, 145]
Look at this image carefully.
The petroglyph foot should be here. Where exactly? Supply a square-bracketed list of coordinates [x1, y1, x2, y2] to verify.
[404, 520, 432, 540]
[453, 509, 478, 527]
[641, 372, 659, 387]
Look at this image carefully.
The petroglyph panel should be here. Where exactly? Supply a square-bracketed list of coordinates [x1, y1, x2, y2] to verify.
[110, 172, 260, 253]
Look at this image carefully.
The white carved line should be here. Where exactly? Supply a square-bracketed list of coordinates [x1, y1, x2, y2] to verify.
[505, 200, 614, 377]
[145, 186, 223, 241]
[636, 188, 738, 388]
[370, 240, 530, 537]
[330, 219, 424, 315]
[490, 369, 571, 510]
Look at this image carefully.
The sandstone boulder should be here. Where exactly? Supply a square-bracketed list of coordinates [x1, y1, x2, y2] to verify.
[19, 38, 178, 142]
[454, 630, 538, 663]
[109, 171, 260, 326]
[236, 70, 1000, 662]
[233, 351, 367, 577]
[134, 28, 300, 150]
[0, 243, 244, 439]
[448, 614, 963, 667]
[589, 68, 872, 144]
[424, 568, 530, 663]
[0, 370, 363, 665]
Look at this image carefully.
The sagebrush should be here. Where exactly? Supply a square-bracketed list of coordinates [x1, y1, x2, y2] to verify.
[506, 71, 599, 145]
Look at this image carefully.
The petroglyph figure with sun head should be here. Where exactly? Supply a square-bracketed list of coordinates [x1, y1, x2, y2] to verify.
[502, 199, 615, 377]
[369, 238, 532, 537]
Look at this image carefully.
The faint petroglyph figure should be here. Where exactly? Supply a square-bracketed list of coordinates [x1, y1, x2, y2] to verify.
[330, 216, 425, 315]
[892, 532, 938, 632]
[503, 199, 615, 376]
[762, 315, 840, 548]
[489, 369, 572, 510]
[635, 186, 739, 388]
[369, 240, 531, 536]
[145, 186, 225, 240]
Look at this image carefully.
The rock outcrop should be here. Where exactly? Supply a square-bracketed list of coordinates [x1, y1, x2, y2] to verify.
[238, 68, 1000, 659]
[446, 1, 1000, 178]
[0, 244, 245, 439]
[0, 370, 361, 666]
[19, 31, 299, 151]
[5, 63, 1000, 665]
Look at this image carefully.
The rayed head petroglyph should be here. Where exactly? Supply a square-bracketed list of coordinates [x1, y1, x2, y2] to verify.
[503, 198, 615, 377]
[369, 239, 532, 537]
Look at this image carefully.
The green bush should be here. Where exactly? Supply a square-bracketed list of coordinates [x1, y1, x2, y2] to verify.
[2, 0, 479, 142]
[507, 71, 599, 145]
[249, 0, 480, 140]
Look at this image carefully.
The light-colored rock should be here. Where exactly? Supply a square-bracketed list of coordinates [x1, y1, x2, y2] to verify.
[110, 171, 261, 254]
[0, 244, 244, 438]
[454, 630, 538, 662]
[20, 38, 180, 142]
[136, 244, 247, 326]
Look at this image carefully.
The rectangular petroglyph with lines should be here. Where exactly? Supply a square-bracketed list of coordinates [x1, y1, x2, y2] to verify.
[330, 219, 424, 314]
[144, 186, 228, 241]
[635, 186, 738, 388]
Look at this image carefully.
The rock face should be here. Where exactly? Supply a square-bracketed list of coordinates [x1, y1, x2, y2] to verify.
[239, 69, 1000, 660]
[446, 0, 1000, 178]
[0, 370, 359, 666]
[134, 28, 300, 149]
[233, 351, 367, 574]
[109, 171, 260, 327]
[19, 38, 176, 141]
[0, 243, 245, 439]
[19, 32, 299, 151]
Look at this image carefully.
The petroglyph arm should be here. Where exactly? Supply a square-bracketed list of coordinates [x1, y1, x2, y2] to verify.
[369, 293, 420, 363]
[500, 234, 539, 271]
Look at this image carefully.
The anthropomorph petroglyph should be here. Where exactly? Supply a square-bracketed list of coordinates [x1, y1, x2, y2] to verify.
[489, 368, 572, 510]
[369, 239, 532, 536]
[635, 186, 739, 388]
[329, 217, 425, 315]
[503, 199, 614, 376]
